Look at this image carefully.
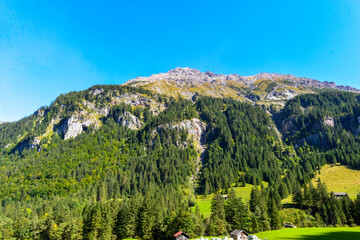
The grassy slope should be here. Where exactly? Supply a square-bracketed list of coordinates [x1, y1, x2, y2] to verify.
[312, 164, 360, 199]
[256, 227, 360, 240]
[282, 163, 360, 204]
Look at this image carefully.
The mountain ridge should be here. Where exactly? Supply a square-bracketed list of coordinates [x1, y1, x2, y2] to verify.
[124, 67, 360, 103]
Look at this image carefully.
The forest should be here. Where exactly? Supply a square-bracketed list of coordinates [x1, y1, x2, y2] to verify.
[1, 86, 360, 239]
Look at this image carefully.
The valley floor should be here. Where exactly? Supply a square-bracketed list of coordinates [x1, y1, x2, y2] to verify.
[255, 227, 360, 240]
[189, 227, 360, 240]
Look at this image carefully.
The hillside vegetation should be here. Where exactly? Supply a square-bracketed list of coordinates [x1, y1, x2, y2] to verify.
[1, 77, 360, 239]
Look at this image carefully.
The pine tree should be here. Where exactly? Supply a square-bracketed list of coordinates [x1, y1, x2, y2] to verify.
[292, 182, 303, 208]
[268, 199, 282, 230]
[211, 191, 225, 220]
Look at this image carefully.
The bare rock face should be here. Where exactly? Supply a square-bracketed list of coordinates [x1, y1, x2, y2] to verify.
[117, 111, 143, 130]
[174, 118, 207, 151]
[265, 89, 298, 101]
[60, 116, 84, 140]
[82, 100, 110, 116]
[324, 116, 335, 127]
[356, 117, 360, 136]
[91, 88, 104, 96]
[59, 114, 100, 140]
[30, 138, 41, 149]
[155, 118, 207, 151]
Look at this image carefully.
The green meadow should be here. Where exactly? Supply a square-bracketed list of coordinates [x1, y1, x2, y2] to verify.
[129, 227, 360, 240]
[312, 164, 360, 199]
[190, 237, 226, 240]
[256, 227, 360, 240]
[281, 163, 360, 204]
[194, 182, 268, 217]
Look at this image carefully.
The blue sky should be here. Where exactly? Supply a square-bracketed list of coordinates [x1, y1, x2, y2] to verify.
[0, 0, 359, 122]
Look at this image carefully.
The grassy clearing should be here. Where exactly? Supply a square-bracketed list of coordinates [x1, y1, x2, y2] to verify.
[194, 185, 253, 217]
[312, 164, 360, 199]
[281, 194, 293, 204]
[282, 163, 360, 204]
[194, 183, 268, 217]
[256, 227, 360, 240]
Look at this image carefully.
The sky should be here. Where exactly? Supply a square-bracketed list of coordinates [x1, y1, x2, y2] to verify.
[0, 0, 359, 122]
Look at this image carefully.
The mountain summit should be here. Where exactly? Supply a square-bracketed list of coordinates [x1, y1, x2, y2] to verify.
[125, 67, 359, 103]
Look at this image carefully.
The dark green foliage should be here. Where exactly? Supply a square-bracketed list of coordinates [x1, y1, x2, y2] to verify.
[291, 180, 360, 227]
[225, 189, 250, 232]
[196, 97, 291, 193]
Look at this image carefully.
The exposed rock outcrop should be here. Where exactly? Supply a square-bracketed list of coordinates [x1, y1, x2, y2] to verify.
[113, 93, 165, 115]
[355, 116, 360, 136]
[176, 118, 207, 152]
[91, 88, 104, 96]
[82, 100, 110, 116]
[324, 116, 335, 127]
[266, 89, 298, 100]
[117, 111, 143, 130]
[58, 113, 101, 140]
[155, 118, 207, 151]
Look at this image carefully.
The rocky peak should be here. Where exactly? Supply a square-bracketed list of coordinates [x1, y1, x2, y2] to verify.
[248, 72, 296, 81]
[205, 71, 218, 78]
[167, 67, 201, 75]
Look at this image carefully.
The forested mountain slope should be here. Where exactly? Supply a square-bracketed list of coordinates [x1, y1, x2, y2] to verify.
[277, 92, 360, 169]
[1, 70, 360, 239]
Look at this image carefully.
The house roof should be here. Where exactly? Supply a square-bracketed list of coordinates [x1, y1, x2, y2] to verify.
[174, 231, 190, 238]
[334, 192, 348, 196]
[230, 230, 248, 236]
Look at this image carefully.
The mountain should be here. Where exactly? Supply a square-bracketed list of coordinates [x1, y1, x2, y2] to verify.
[1, 68, 360, 239]
[125, 67, 360, 104]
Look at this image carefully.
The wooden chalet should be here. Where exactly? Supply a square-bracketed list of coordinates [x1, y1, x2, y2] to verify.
[174, 231, 190, 240]
[284, 223, 296, 228]
[334, 192, 348, 199]
[230, 230, 249, 240]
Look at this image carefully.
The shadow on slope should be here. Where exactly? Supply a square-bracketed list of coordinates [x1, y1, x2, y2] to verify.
[274, 231, 360, 240]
